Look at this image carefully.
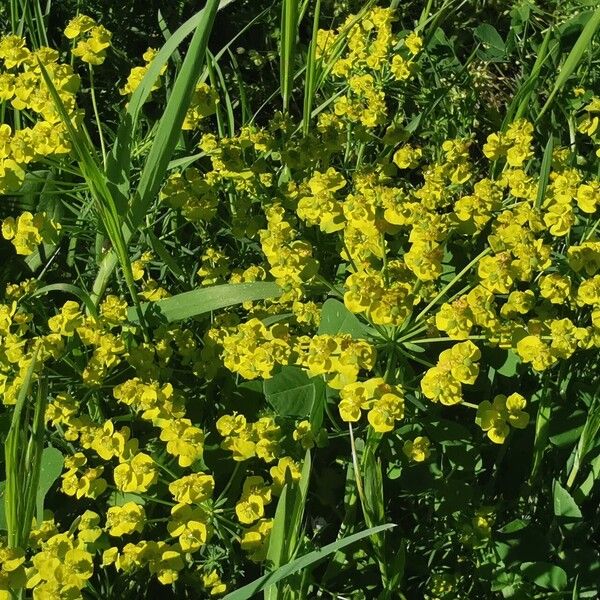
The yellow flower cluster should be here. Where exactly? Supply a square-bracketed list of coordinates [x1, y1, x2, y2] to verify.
[0, 35, 79, 193]
[2, 211, 61, 255]
[260, 204, 319, 295]
[220, 318, 292, 379]
[182, 81, 219, 129]
[476, 393, 529, 444]
[338, 377, 404, 433]
[216, 413, 281, 462]
[160, 167, 218, 222]
[421, 341, 481, 405]
[64, 14, 112, 65]
[344, 265, 414, 326]
[28, 532, 94, 598]
[300, 334, 376, 389]
[319, 8, 423, 128]
[403, 436, 431, 462]
[119, 47, 164, 96]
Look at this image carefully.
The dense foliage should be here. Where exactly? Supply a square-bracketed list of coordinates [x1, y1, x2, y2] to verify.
[1, 1, 600, 598]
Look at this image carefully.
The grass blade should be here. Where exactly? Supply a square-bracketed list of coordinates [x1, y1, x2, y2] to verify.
[537, 9, 600, 121]
[280, 0, 299, 112]
[127, 281, 282, 323]
[223, 523, 395, 600]
[535, 136, 554, 209]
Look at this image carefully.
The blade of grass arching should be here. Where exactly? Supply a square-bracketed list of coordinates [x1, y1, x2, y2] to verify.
[157, 9, 183, 68]
[502, 26, 555, 128]
[206, 54, 227, 138]
[95, 3, 269, 300]
[530, 384, 552, 481]
[127, 281, 282, 323]
[537, 9, 600, 122]
[106, 1, 221, 209]
[302, 0, 321, 136]
[223, 524, 395, 600]
[227, 48, 250, 125]
[20, 376, 48, 545]
[31, 283, 98, 316]
[281, 0, 299, 113]
[37, 62, 149, 333]
[535, 136, 554, 209]
[208, 49, 236, 137]
[567, 396, 600, 489]
[5, 349, 38, 549]
[265, 451, 311, 599]
[129, 0, 219, 231]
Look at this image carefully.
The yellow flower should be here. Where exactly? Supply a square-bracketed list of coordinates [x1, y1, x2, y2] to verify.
[167, 504, 211, 553]
[476, 393, 529, 444]
[106, 502, 146, 536]
[169, 473, 215, 505]
[270, 457, 301, 495]
[113, 452, 158, 493]
[159, 418, 205, 467]
[64, 15, 96, 39]
[403, 436, 431, 462]
[240, 519, 273, 562]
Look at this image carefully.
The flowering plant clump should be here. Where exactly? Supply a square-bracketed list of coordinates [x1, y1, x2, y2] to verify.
[1, 2, 600, 598]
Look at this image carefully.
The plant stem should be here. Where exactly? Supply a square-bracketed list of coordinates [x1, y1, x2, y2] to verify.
[88, 65, 107, 168]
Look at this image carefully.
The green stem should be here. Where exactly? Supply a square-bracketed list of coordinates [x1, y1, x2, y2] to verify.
[88, 65, 107, 168]
[414, 247, 491, 322]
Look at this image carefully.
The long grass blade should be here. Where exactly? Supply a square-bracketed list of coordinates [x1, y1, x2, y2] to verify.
[537, 9, 600, 121]
[280, 0, 299, 113]
[223, 524, 395, 600]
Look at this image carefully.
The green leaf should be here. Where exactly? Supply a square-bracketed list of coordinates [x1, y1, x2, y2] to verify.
[553, 480, 582, 519]
[318, 298, 369, 339]
[474, 24, 506, 59]
[222, 523, 395, 600]
[264, 367, 325, 418]
[498, 519, 530, 534]
[265, 452, 311, 599]
[36, 447, 64, 522]
[130, 0, 220, 230]
[0, 482, 6, 531]
[108, 491, 146, 507]
[280, 0, 299, 112]
[521, 562, 568, 591]
[536, 137, 554, 209]
[127, 281, 282, 323]
[537, 8, 600, 120]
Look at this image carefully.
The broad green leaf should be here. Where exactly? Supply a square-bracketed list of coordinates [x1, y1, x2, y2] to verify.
[553, 480, 582, 519]
[318, 298, 369, 338]
[127, 281, 282, 323]
[36, 447, 64, 522]
[264, 367, 325, 418]
[498, 519, 529, 534]
[521, 562, 568, 591]
[222, 523, 395, 600]
[474, 24, 506, 59]
[108, 491, 146, 507]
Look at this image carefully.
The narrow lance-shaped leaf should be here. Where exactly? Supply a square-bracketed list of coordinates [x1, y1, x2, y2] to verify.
[537, 9, 600, 121]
